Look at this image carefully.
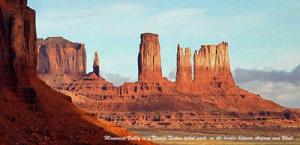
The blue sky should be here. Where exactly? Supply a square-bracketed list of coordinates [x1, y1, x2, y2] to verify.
[28, 0, 300, 80]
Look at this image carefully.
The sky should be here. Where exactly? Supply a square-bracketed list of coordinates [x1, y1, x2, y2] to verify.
[28, 0, 300, 107]
[234, 65, 300, 108]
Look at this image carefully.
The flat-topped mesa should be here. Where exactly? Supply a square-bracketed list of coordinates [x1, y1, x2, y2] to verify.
[0, 1, 37, 89]
[194, 41, 235, 86]
[93, 51, 100, 76]
[138, 33, 162, 82]
[176, 44, 192, 84]
[37, 37, 87, 76]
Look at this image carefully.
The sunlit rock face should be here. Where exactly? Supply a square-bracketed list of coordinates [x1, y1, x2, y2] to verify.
[176, 44, 192, 83]
[0, 2, 150, 144]
[193, 42, 235, 86]
[37, 32, 300, 130]
[175, 41, 235, 92]
[175, 44, 192, 91]
[37, 37, 87, 77]
[138, 33, 162, 82]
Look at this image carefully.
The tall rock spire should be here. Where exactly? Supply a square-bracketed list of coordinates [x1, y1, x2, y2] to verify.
[93, 51, 100, 76]
[193, 42, 235, 86]
[176, 44, 192, 84]
[138, 33, 162, 82]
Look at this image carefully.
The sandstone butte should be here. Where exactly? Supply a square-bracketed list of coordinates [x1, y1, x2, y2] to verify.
[38, 33, 300, 130]
[138, 33, 162, 82]
[37, 37, 87, 77]
[0, 1, 155, 145]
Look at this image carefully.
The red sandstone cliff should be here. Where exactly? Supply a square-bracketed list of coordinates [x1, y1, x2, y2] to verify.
[38, 32, 300, 130]
[175, 42, 235, 91]
[0, 0, 37, 89]
[0, 1, 154, 144]
[138, 33, 162, 82]
[37, 37, 87, 76]
[121, 33, 173, 96]
[193, 42, 235, 86]
[176, 44, 192, 84]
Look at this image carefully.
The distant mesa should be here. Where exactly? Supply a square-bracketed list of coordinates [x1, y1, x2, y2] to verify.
[37, 37, 87, 77]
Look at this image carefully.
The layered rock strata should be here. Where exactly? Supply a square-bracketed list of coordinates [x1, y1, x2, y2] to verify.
[193, 42, 235, 86]
[138, 33, 162, 82]
[37, 37, 87, 76]
[176, 44, 192, 91]
[0, 1, 153, 144]
[38, 33, 300, 130]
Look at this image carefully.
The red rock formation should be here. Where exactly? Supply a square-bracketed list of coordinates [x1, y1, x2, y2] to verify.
[0, 5, 12, 86]
[138, 33, 162, 82]
[0, 1, 154, 145]
[37, 37, 87, 76]
[93, 51, 100, 76]
[193, 42, 235, 86]
[37, 32, 300, 131]
[176, 44, 192, 84]
[0, 0, 37, 89]
[0, 0, 28, 5]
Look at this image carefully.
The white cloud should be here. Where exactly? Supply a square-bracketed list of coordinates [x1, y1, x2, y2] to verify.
[239, 81, 300, 108]
[235, 65, 300, 85]
[235, 65, 300, 108]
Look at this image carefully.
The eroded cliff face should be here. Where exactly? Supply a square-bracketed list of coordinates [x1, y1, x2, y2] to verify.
[138, 33, 162, 82]
[176, 45, 192, 84]
[0, 0, 37, 89]
[175, 42, 235, 92]
[37, 37, 86, 76]
[193, 42, 235, 86]
[38, 32, 300, 130]
[0, 1, 152, 145]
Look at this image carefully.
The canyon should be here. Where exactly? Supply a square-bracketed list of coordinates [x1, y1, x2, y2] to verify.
[0, 1, 153, 144]
[37, 33, 300, 130]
